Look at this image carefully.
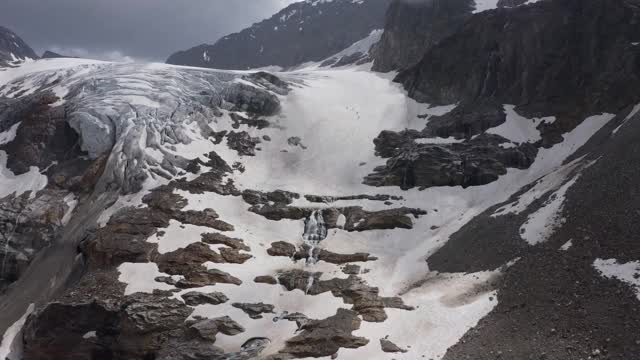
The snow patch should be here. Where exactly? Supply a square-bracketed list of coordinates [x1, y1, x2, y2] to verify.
[559, 239, 573, 251]
[486, 105, 555, 144]
[474, 0, 541, 13]
[82, 331, 97, 339]
[117, 262, 175, 295]
[0, 123, 20, 145]
[594, 258, 640, 300]
[612, 103, 640, 135]
[415, 137, 465, 145]
[518, 172, 580, 245]
[0, 303, 34, 360]
[0, 151, 48, 199]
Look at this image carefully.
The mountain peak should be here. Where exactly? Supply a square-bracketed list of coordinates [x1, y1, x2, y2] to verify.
[0, 26, 38, 66]
[166, 0, 391, 70]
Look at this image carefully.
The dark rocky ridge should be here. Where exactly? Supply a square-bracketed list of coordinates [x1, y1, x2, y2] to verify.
[41, 50, 76, 59]
[0, 26, 38, 67]
[398, 0, 640, 117]
[166, 0, 391, 69]
[365, 131, 538, 190]
[371, 0, 474, 72]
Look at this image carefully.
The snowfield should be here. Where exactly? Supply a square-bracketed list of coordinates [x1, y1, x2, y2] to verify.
[0, 57, 620, 359]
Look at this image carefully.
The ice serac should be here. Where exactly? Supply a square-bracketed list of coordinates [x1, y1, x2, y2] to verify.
[166, 0, 392, 70]
[0, 60, 288, 341]
[0, 26, 38, 67]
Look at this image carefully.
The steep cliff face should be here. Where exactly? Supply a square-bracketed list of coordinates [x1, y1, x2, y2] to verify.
[398, 0, 640, 116]
[371, 0, 474, 72]
[166, 0, 391, 70]
[0, 26, 37, 67]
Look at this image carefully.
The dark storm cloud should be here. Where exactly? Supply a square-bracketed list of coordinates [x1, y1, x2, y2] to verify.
[0, 0, 296, 61]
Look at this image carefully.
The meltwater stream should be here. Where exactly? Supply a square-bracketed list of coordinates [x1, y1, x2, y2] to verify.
[301, 210, 328, 293]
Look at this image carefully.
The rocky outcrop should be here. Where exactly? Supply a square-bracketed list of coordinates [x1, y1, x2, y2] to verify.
[398, 0, 640, 117]
[267, 241, 377, 265]
[231, 302, 275, 319]
[181, 291, 229, 306]
[23, 292, 194, 359]
[226, 131, 261, 156]
[0, 26, 37, 67]
[0, 190, 76, 293]
[276, 270, 414, 322]
[422, 99, 507, 140]
[371, 0, 474, 72]
[189, 316, 245, 341]
[0, 93, 103, 193]
[167, 0, 391, 70]
[365, 132, 537, 189]
[244, 193, 426, 230]
[277, 309, 369, 358]
[380, 337, 407, 353]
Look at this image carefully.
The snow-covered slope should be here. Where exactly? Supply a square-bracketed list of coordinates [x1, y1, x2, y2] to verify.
[473, 0, 542, 13]
[0, 53, 636, 359]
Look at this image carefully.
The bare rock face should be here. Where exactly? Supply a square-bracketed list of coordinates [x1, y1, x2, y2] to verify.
[276, 270, 413, 322]
[156, 338, 226, 360]
[227, 131, 261, 156]
[232, 302, 275, 319]
[398, 0, 640, 117]
[242, 189, 300, 206]
[267, 241, 297, 257]
[0, 93, 103, 193]
[245, 194, 426, 231]
[278, 309, 369, 358]
[0, 190, 75, 293]
[365, 132, 537, 190]
[422, 99, 507, 140]
[176, 269, 242, 289]
[189, 316, 245, 341]
[201, 232, 250, 251]
[380, 338, 407, 353]
[23, 293, 194, 360]
[222, 83, 281, 116]
[497, 0, 528, 7]
[254, 275, 278, 285]
[82, 207, 168, 269]
[181, 291, 229, 306]
[166, 0, 391, 70]
[371, 0, 474, 72]
[267, 241, 376, 265]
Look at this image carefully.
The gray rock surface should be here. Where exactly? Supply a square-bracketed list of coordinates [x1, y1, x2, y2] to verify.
[371, 0, 474, 72]
[278, 309, 369, 357]
[365, 132, 537, 190]
[231, 302, 275, 319]
[181, 291, 229, 306]
[398, 0, 640, 118]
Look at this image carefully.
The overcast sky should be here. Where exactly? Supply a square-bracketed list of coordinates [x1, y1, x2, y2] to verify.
[0, 0, 297, 61]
